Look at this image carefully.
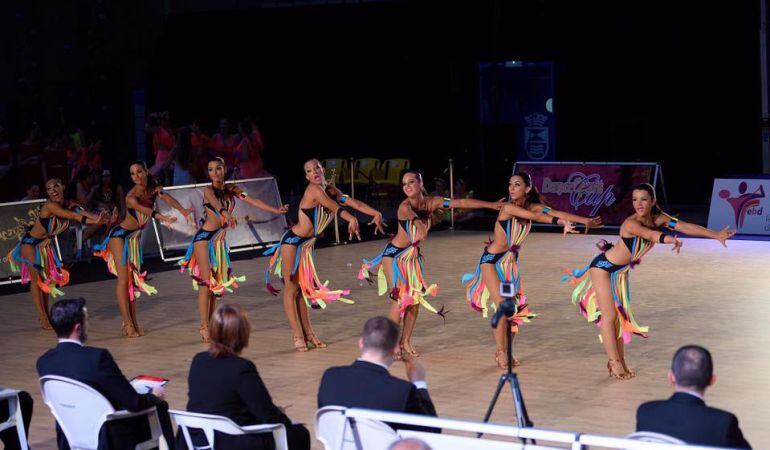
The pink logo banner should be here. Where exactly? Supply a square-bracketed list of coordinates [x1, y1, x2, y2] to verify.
[514, 163, 656, 226]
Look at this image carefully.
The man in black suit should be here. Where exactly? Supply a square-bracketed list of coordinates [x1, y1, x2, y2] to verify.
[636, 345, 751, 449]
[317, 316, 437, 431]
[0, 390, 33, 450]
[37, 298, 175, 450]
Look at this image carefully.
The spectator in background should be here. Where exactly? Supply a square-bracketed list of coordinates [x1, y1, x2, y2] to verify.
[168, 126, 196, 185]
[317, 316, 438, 432]
[190, 120, 211, 182]
[0, 125, 14, 181]
[179, 303, 310, 450]
[389, 439, 432, 450]
[211, 118, 239, 171]
[92, 170, 125, 217]
[37, 298, 175, 449]
[452, 178, 478, 223]
[67, 166, 96, 209]
[636, 345, 751, 448]
[20, 184, 41, 201]
[146, 111, 175, 184]
[234, 119, 264, 179]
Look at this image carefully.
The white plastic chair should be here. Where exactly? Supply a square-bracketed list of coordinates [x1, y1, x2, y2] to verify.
[625, 431, 686, 444]
[314, 406, 398, 450]
[170, 409, 288, 450]
[0, 389, 28, 450]
[40, 375, 162, 450]
[398, 430, 527, 449]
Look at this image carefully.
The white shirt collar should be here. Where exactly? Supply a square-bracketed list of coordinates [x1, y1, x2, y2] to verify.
[676, 389, 704, 400]
[58, 338, 84, 346]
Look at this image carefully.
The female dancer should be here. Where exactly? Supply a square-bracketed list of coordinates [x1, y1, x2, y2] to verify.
[9, 178, 106, 329]
[359, 170, 502, 358]
[264, 159, 384, 351]
[462, 172, 602, 369]
[94, 161, 192, 337]
[563, 183, 735, 379]
[181, 157, 288, 342]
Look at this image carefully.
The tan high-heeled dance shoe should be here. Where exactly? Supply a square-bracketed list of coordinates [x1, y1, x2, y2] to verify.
[122, 321, 141, 338]
[607, 359, 633, 380]
[293, 335, 309, 352]
[305, 334, 327, 349]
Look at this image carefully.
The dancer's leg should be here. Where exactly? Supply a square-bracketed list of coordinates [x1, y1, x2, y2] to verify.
[280, 245, 306, 351]
[589, 268, 631, 379]
[107, 238, 139, 337]
[21, 244, 51, 330]
[192, 241, 212, 341]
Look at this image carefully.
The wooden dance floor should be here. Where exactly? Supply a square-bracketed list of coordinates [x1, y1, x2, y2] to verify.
[2, 230, 769, 449]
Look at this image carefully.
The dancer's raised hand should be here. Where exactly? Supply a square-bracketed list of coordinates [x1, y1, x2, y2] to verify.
[716, 226, 735, 247]
[584, 216, 603, 233]
[562, 219, 578, 235]
[348, 217, 361, 241]
[671, 236, 683, 254]
[369, 213, 386, 235]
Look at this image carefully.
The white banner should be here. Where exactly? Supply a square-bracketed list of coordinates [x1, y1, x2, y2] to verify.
[707, 178, 770, 235]
[153, 177, 288, 260]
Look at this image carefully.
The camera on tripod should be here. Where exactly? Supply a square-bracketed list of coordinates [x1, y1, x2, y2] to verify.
[490, 282, 519, 329]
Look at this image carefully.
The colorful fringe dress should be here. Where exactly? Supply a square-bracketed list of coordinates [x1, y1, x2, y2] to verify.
[264, 205, 353, 309]
[9, 214, 71, 297]
[358, 219, 438, 318]
[94, 194, 158, 301]
[562, 236, 654, 344]
[461, 216, 537, 331]
[178, 188, 245, 297]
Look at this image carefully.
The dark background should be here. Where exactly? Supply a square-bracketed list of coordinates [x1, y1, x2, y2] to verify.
[1, 0, 764, 206]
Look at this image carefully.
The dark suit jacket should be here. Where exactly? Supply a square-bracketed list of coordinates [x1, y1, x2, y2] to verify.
[317, 360, 437, 432]
[37, 342, 165, 450]
[636, 392, 751, 449]
[179, 352, 296, 450]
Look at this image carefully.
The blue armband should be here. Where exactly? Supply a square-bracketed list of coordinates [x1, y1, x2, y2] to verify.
[339, 195, 348, 204]
[667, 218, 679, 230]
[542, 206, 552, 214]
[442, 198, 450, 208]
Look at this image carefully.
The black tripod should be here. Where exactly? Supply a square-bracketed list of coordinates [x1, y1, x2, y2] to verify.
[479, 285, 534, 443]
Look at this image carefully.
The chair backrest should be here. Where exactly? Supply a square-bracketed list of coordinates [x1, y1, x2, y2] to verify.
[315, 406, 346, 450]
[398, 430, 527, 450]
[382, 158, 410, 185]
[315, 406, 398, 450]
[353, 158, 380, 184]
[625, 431, 686, 444]
[40, 375, 116, 450]
[321, 158, 349, 185]
[171, 410, 246, 450]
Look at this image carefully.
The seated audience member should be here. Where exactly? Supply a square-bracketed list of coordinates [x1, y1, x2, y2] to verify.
[317, 316, 438, 432]
[0, 391, 33, 450]
[179, 303, 310, 450]
[389, 438, 432, 450]
[20, 184, 41, 201]
[636, 345, 751, 449]
[37, 298, 175, 450]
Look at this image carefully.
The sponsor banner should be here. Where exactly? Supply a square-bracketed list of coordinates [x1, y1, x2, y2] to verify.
[0, 200, 45, 280]
[707, 178, 770, 235]
[153, 177, 288, 259]
[513, 162, 656, 226]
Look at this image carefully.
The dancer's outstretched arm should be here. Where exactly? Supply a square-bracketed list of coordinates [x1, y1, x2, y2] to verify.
[157, 189, 194, 221]
[126, 192, 176, 225]
[427, 196, 502, 211]
[532, 204, 603, 232]
[654, 214, 735, 247]
[326, 185, 385, 234]
[47, 202, 107, 225]
[626, 219, 683, 253]
[308, 184, 361, 239]
[229, 185, 288, 215]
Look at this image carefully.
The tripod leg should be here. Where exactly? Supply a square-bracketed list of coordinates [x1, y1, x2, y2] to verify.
[479, 375, 508, 437]
[509, 374, 536, 444]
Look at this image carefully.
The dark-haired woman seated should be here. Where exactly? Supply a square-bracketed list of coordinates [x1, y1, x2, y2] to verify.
[179, 303, 310, 450]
